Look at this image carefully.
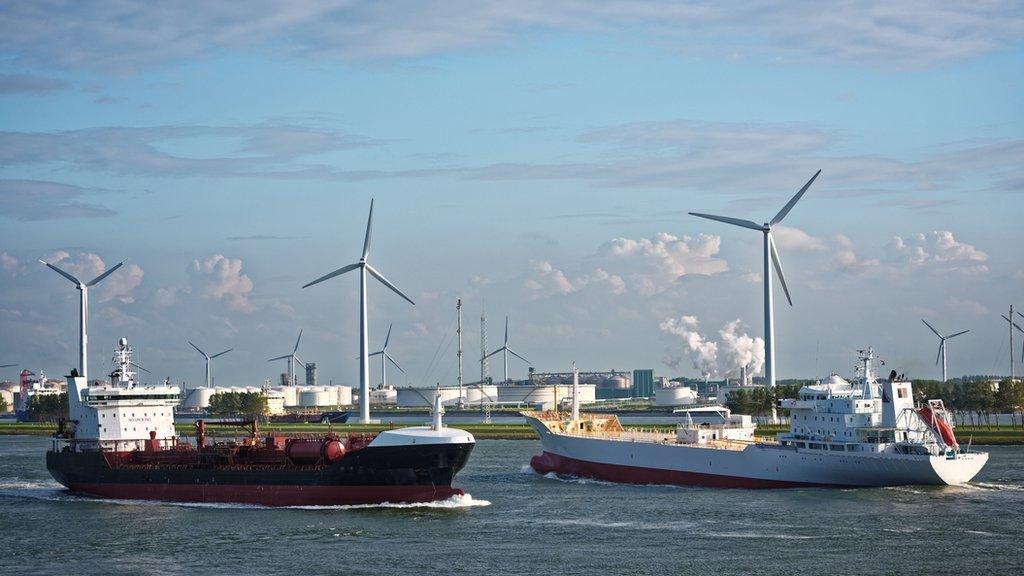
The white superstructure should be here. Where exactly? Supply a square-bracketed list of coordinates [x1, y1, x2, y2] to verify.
[66, 338, 180, 451]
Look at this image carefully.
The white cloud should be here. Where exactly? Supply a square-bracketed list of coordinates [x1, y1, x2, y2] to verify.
[525, 260, 626, 298]
[153, 287, 179, 308]
[189, 255, 254, 312]
[886, 231, 988, 273]
[601, 232, 728, 295]
[41, 251, 143, 302]
[772, 226, 828, 252]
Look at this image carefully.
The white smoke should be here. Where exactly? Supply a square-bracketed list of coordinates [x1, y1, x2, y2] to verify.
[659, 316, 717, 377]
[660, 316, 764, 379]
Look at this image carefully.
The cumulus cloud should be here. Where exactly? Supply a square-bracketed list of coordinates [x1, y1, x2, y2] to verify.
[886, 230, 988, 274]
[189, 255, 254, 312]
[524, 260, 626, 298]
[38, 251, 143, 303]
[660, 316, 765, 379]
[601, 233, 728, 295]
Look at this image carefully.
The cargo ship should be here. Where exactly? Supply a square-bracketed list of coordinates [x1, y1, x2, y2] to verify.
[48, 338, 475, 506]
[524, 349, 988, 488]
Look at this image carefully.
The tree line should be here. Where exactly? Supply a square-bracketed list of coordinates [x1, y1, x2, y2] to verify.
[207, 391, 269, 419]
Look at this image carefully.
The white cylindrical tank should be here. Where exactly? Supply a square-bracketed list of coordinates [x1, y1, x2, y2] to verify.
[496, 384, 596, 406]
[0, 389, 13, 413]
[181, 387, 215, 410]
[298, 387, 319, 408]
[464, 385, 498, 404]
[655, 386, 699, 406]
[273, 386, 299, 407]
[329, 385, 353, 406]
[369, 387, 396, 404]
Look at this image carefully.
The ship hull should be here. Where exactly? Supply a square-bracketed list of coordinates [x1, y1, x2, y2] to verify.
[47, 442, 474, 506]
[526, 417, 988, 488]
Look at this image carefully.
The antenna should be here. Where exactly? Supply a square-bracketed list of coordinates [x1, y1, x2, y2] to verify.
[480, 304, 489, 384]
[303, 199, 414, 424]
[690, 170, 820, 423]
[457, 299, 464, 408]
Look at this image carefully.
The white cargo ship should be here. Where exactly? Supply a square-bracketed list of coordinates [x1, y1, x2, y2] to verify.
[525, 349, 988, 488]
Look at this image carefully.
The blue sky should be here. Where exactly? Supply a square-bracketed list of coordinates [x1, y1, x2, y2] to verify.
[1, 2, 1022, 387]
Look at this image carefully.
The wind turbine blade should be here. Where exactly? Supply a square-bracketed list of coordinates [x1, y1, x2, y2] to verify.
[293, 355, 305, 368]
[483, 348, 504, 360]
[1002, 315, 1024, 333]
[386, 352, 405, 374]
[368, 351, 385, 357]
[211, 348, 232, 359]
[362, 199, 374, 260]
[86, 260, 124, 287]
[506, 348, 530, 364]
[504, 316, 509, 344]
[947, 330, 970, 339]
[40, 260, 82, 285]
[1018, 311, 1024, 321]
[384, 323, 393, 349]
[935, 343, 943, 366]
[293, 329, 303, 354]
[688, 212, 763, 231]
[188, 341, 207, 357]
[0, 364, 15, 368]
[770, 169, 821, 226]
[768, 235, 793, 306]
[921, 319, 942, 338]
[267, 355, 291, 362]
[303, 262, 361, 289]
[365, 263, 415, 305]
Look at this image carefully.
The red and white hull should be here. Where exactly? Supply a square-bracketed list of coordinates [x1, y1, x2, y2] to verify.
[525, 416, 988, 488]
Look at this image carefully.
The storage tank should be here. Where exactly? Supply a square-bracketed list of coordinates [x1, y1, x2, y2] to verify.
[368, 387, 396, 404]
[464, 385, 498, 405]
[329, 385, 353, 406]
[273, 386, 299, 407]
[298, 387, 320, 408]
[655, 386, 699, 406]
[496, 384, 596, 406]
[395, 386, 468, 407]
[181, 387, 215, 410]
[0, 389, 13, 413]
[600, 374, 631, 389]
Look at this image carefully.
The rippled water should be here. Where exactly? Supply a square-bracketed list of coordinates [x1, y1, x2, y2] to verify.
[1, 435, 1022, 576]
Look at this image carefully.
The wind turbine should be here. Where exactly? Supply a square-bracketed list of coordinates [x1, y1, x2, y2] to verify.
[690, 170, 820, 423]
[369, 323, 405, 389]
[40, 257, 124, 381]
[921, 319, 969, 383]
[303, 199, 415, 424]
[484, 316, 530, 383]
[268, 330, 304, 386]
[188, 341, 232, 388]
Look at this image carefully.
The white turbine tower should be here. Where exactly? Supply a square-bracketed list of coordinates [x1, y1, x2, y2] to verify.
[40, 258, 125, 382]
[369, 323, 405, 389]
[188, 341, 232, 388]
[921, 319, 969, 383]
[484, 316, 530, 383]
[268, 330, 304, 386]
[690, 170, 820, 423]
[303, 199, 415, 424]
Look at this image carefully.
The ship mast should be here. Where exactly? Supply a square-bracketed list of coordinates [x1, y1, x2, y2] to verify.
[457, 298, 464, 408]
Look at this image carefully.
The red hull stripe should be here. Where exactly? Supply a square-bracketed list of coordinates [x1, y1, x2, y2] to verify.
[67, 483, 463, 506]
[530, 451, 838, 489]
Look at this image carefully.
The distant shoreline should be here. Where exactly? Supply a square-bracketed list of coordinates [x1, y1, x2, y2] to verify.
[3, 422, 1024, 444]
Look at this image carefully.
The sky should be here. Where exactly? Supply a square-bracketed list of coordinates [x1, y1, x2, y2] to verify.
[0, 1, 1022, 388]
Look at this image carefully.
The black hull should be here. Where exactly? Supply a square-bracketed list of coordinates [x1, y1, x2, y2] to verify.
[46, 442, 474, 506]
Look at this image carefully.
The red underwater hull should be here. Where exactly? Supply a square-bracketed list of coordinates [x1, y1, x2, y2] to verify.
[65, 482, 464, 506]
[530, 451, 836, 489]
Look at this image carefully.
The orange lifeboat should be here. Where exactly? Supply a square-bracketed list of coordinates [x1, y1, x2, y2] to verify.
[918, 405, 958, 448]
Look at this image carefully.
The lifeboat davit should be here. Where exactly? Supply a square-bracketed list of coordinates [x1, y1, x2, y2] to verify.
[918, 405, 958, 448]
